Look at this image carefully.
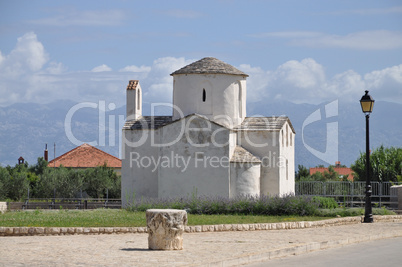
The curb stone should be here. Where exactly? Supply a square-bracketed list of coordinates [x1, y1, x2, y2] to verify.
[0, 215, 401, 237]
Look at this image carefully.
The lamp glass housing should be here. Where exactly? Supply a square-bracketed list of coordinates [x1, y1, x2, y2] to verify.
[360, 91, 375, 113]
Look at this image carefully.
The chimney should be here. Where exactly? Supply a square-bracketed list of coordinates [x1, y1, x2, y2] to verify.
[44, 144, 48, 161]
[335, 161, 341, 167]
[126, 80, 142, 120]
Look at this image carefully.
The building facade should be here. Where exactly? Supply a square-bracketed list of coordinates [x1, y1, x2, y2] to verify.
[122, 57, 295, 206]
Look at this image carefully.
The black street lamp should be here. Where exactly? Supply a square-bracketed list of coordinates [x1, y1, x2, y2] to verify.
[360, 90, 374, 223]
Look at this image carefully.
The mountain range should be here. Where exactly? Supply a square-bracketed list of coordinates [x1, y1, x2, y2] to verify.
[1, 99, 400, 168]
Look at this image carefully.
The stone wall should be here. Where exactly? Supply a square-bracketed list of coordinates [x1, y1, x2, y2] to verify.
[1, 215, 401, 237]
[0, 202, 7, 213]
[6, 202, 24, 210]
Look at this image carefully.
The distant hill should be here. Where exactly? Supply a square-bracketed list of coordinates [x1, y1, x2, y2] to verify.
[1, 99, 400, 168]
[248, 99, 402, 167]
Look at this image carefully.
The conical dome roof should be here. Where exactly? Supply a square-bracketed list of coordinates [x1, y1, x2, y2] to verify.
[170, 57, 248, 76]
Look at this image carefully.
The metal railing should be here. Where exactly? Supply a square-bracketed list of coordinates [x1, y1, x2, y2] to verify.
[295, 181, 402, 208]
[22, 198, 121, 210]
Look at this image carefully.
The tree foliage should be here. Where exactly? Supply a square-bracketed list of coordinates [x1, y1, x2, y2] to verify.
[351, 146, 402, 182]
[0, 157, 121, 201]
[295, 165, 310, 181]
[296, 165, 348, 181]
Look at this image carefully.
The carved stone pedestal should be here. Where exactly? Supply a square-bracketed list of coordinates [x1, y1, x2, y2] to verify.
[146, 209, 188, 250]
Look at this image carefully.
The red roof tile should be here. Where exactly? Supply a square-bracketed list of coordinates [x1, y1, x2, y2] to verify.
[310, 167, 354, 181]
[48, 143, 121, 168]
[126, 80, 139, 90]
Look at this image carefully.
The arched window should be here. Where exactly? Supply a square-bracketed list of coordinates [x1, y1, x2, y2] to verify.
[198, 81, 212, 115]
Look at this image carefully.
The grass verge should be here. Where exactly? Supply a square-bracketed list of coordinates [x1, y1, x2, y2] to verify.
[0, 209, 330, 228]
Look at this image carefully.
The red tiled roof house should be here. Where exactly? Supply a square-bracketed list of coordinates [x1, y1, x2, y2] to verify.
[48, 143, 122, 174]
[309, 161, 354, 181]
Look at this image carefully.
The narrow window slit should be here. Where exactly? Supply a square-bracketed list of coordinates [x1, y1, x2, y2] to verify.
[137, 89, 140, 110]
[202, 89, 206, 102]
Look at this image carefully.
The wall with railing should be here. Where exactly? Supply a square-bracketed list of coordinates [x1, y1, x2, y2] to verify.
[295, 181, 402, 208]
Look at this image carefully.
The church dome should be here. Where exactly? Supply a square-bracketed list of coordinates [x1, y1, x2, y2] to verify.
[171, 57, 247, 127]
[171, 57, 248, 77]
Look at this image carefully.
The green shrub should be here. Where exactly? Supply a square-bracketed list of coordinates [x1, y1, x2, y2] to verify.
[312, 196, 338, 209]
[317, 207, 396, 217]
[126, 194, 321, 216]
[318, 208, 363, 217]
[373, 207, 396, 215]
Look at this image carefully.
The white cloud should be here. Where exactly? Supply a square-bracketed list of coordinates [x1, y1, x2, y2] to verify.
[119, 65, 152, 72]
[0, 51, 4, 65]
[241, 59, 402, 104]
[46, 62, 67, 75]
[296, 30, 402, 50]
[329, 70, 365, 95]
[0, 33, 193, 107]
[251, 30, 402, 50]
[29, 9, 127, 26]
[142, 57, 194, 104]
[334, 6, 402, 15]
[1, 32, 401, 108]
[237, 64, 270, 102]
[262, 59, 329, 104]
[365, 65, 402, 102]
[0, 32, 49, 77]
[275, 58, 326, 89]
[91, 64, 112, 72]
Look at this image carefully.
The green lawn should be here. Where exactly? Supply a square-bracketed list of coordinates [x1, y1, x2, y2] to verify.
[0, 209, 331, 227]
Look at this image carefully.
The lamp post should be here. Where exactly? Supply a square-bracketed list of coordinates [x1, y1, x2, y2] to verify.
[360, 90, 374, 223]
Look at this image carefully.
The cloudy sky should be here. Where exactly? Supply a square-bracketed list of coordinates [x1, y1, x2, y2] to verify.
[0, 0, 401, 109]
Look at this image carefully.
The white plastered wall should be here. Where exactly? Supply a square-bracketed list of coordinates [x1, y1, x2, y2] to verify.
[237, 130, 281, 196]
[158, 115, 231, 198]
[121, 128, 160, 207]
[172, 74, 247, 128]
[278, 122, 295, 195]
[230, 162, 261, 197]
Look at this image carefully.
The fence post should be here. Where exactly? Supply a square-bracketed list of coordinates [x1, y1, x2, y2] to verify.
[105, 189, 109, 208]
[52, 188, 56, 209]
[379, 182, 382, 207]
[351, 182, 354, 207]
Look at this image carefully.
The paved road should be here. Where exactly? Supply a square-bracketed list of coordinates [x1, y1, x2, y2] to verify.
[246, 237, 402, 267]
[0, 222, 401, 266]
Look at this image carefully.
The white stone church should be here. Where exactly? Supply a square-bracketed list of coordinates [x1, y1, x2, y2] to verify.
[122, 57, 295, 206]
